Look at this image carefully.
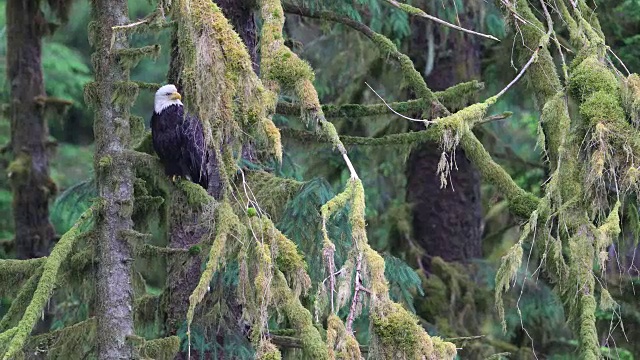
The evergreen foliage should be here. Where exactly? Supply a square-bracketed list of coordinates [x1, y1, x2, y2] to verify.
[1, 0, 640, 359]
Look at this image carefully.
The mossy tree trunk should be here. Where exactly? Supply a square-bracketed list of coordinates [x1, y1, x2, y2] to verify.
[6, 0, 56, 261]
[405, 5, 483, 269]
[165, 4, 260, 353]
[215, 0, 259, 74]
[90, 0, 135, 358]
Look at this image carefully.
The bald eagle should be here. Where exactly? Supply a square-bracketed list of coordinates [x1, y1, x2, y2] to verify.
[151, 84, 208, 189]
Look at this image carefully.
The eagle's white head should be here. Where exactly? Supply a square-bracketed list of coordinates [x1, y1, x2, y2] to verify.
[154, 84, 183, 114]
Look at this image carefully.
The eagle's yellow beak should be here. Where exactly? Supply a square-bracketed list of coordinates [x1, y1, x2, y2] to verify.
[170, 92, 182, 101]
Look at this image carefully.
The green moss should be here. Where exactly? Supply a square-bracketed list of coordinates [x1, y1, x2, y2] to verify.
[2, 207, 94, 360]
[117, 44, 161, 71]
[569, 56, 619, 101]
[622, 74, 640, 124]
[7, 153, 31, 186]
[579, 91, 625, 127]
[185, 202, 241, 347]
[540, 94, 571, 169]
[21, 317, 96, 359]
[130, 115, 145, 143]
[432, 337, 457, 358]
[140, 336, 180, 360]
[111, 81, 139, 110]
[579, 295, 599, 359]
[188, 245, 202, 255]
[508, 192, 540, 219]
[247, 207, 258, 217]
[98, 155, 113, 169]
[397, 2, 423, 16]
[244, 171, 303, 222]
[321, 180, 354, 220]
[272, 270, 328, 359]
[495, 239, 524, 331]
[461, 131, 539, 218]
[83, 81, 100, 108]
[0, 270, 42, 332]
[372, 303, 419, 354]
[263, 47, 314, 89]
[175, 179, 212, 208]
[256, 341, 281, 360]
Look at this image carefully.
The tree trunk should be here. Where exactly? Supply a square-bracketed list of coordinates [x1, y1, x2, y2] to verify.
[215, 0, 259, 74]
[91, 0, 135, 358]
[406, 7, 483, 269]
[7, 0, 56, 261]
[165, 2, 259, 355]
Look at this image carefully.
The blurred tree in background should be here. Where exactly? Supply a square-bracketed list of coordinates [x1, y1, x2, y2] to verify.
[0, 0, 640, 359]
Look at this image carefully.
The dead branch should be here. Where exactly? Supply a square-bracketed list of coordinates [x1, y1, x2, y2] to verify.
[384, 0, 500, 42]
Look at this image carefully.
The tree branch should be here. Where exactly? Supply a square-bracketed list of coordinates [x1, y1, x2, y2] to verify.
[383, 0, 500, 42]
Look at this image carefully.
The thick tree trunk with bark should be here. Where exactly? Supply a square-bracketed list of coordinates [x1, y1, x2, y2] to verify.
[165, 1, 259, 352]
[406, 7, 483, 269]
[7, 0, 56, 260]
[91, 0, 135, 358]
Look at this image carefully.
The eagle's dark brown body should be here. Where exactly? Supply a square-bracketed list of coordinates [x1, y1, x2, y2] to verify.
[151, 104, 208, 188]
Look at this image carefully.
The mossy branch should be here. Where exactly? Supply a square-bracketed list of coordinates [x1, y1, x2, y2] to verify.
[282, 3, 446, 117]
[272, 270, 329, 359]
[116, 44, 161, 70]
[383, 0, 499, 41]
[0, 270, 42, 333]
[0, 257, 45, 291]
[1, 207, 94, 360]
[261, 0, 358, 178]
[276, 80, 484, 119]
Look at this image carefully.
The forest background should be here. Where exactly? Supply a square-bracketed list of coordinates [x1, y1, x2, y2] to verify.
[1, 0, 640, 359]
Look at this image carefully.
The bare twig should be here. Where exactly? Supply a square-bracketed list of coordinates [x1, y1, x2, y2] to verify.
[476, 111, 514, 125]
[607, 47, 631, 76]
[364, 82, 428, 123]
[322, 244, 337, 313]
[112, 19, 148, 30]
[345, 252, 364, 333]
[495, 47, 541, 99]
[385, 0, 500, 42]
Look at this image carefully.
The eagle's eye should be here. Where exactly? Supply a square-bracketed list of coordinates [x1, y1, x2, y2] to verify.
[165, 92, 172, 96]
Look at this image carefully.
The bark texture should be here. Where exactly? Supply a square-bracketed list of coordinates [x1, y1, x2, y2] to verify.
[7, 0, 56, 260]
[91, 0, 135, 358]
[216, 0, 259, 74]
[406, 6, 483, 268]
[165, 2, 258, 356]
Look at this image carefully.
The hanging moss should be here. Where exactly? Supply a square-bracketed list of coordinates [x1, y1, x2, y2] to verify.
[139, 336, 180, 360]
[244, 171, 303, 222]
[257, 340, 281, 360]
[495, 220, 527, 331]
[622, 74, 640, 125]
[111, 81, 140, 110]
[21, 318, 96, 359]
[0, 258, 44, 292]
[272, 270, 328, 359]
[263, 47, 314, 89]
[116, 44, 161, 71]
[185, 202, 241, 347]
[0, 270, 42, 332]
[261, 118, 283, 162]
[1, 207, 94, 360]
